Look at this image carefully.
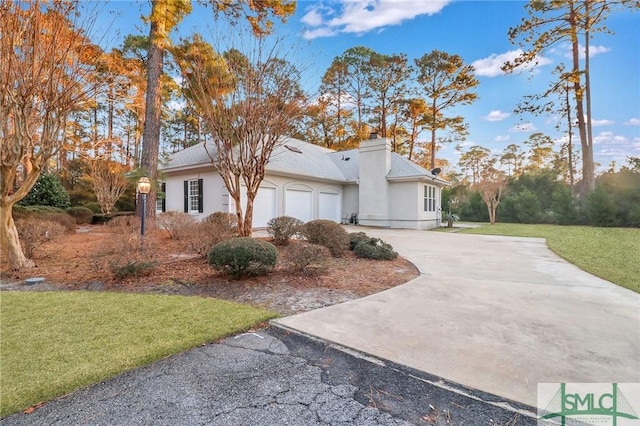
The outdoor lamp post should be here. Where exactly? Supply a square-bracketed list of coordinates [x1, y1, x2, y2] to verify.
[137, 177, 151, 250]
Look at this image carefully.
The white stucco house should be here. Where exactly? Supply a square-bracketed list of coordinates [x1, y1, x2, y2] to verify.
[158, 135, 448, 230]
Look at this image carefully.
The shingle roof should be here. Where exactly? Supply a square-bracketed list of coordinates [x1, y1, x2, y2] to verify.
[161, 137, 441, 183]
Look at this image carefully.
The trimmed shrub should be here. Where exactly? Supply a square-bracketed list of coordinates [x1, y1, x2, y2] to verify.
[187, 218, 237, 259]
[208, 238, 277, 278]
[348, 232, 370, 250]
[110, 261, 158, 279]
[353, 238, 398, 260]
[16, 218, 66, 258]
[204, 211, 238, 228]
[268, 216, 303, 245]
[20, 173, 70, 209]
[83, 202, 103, 214]
[287, 241, 331, 273]
[157, 211, 197, 240]
[40, 212, 76, 233]
[300, 219, 349, 257]
[93, 211, 134, 225]
[66, 206, 94, 224]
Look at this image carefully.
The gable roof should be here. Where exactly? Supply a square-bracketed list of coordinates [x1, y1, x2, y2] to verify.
[161, 137, 446, 184]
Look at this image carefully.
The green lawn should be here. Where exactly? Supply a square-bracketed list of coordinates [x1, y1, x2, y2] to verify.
[458, 223, 640, 293]
[0, 291, 277, 418]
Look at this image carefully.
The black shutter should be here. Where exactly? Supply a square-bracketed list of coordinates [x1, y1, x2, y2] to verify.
[183, 180, 188, 213]
[161, 182, 166, 212]
[197, 178, 204, 213]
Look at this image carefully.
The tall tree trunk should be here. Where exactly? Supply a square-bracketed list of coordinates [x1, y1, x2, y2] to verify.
[584, 9, 595, 193]
[138, 0, 165, 226]
[430, 100, 437, 169]
[565, 81, 575, 189]
[242, 194, 255, 238]
[0, 199, 34, 268]
[569, 3, 594, 197]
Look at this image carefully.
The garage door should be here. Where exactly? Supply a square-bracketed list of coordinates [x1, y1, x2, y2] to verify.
[231, 186, 276, 228]
[285, 189, 312, 223]
[252, 187, 277, 228]
[319, 191, 341, 223]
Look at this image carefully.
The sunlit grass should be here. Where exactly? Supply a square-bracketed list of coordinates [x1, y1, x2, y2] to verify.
[459, 223, 639, 293]
[0, 291, 277, 418]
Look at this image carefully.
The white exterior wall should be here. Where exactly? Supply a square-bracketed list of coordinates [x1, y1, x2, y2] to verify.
[163, 168, 345, 226]
[164, 168, 227, 221]
[388, 181, 440, 230]
[342, 184, 359, 222]
[358, 138, 391, 227]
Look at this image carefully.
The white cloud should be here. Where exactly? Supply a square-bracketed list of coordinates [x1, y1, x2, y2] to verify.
[509, 122, 537, 133]
[494, 135, 510, 142]
[594, 131, 627, 145]
[625, 118, 640, 126]
[301, 0, 452, 40]
[471, 49, 552, 77]
[591, 118, 614, 126]
[483, 110, 510, 122]
[551, 43, 611, 59]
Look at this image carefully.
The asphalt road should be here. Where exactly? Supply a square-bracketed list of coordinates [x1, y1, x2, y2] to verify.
[1, 327, 534, 425]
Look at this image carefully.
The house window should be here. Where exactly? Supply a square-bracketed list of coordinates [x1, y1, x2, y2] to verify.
[156, 182, 166, 212]
[189, 180, 199, 212]
[183, 179, 203, 213]
[424, 185, 437, 212]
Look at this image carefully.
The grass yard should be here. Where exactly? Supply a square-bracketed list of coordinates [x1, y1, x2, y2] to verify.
[459, 223, 640, 293]
[0, 291, 277, 418]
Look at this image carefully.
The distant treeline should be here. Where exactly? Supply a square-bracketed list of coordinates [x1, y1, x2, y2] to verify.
[445, 169, 640, 228]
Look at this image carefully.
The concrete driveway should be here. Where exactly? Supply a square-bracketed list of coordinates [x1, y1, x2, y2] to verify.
[273, 227, 640, 408]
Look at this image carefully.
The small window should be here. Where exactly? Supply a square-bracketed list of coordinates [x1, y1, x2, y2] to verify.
[189, 180, 199, 213]
[424, 185, 436, 212]
[184, 178, 203, 214]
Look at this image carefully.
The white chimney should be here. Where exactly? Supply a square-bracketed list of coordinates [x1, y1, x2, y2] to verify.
[357, 136, 391, 227]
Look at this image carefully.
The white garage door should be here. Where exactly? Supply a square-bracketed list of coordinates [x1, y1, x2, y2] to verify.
[319, 192, 341, 223]
[252, 187, 277, 228]
[285, 189, 312, 223]
[231, 186, 276, 228]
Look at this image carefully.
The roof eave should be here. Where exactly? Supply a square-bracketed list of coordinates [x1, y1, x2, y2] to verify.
[387, 175, 451, 185]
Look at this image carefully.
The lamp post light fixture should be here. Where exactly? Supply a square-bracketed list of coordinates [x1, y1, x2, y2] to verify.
[137, 177, 151, 250]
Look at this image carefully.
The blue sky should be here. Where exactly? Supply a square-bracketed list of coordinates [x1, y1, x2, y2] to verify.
[96, 0, 640, 172]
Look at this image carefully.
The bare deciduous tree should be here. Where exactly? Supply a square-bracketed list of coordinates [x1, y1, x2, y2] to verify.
[88, 159, 130, 213]
[475, 157, 508, 225]
[176, 36, 304, 236]
[0, 0, 99, 268]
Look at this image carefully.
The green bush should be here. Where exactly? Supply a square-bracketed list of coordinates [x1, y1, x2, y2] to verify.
[83, 202, 103, 214]
[551, 187, 578, 225]
[585, 186, 617, 227]
[267, 216, 303, 245]
[349, 232, 370, 250]
[92, 211, 135, 225]
[300, 220, 349, 257]
[66, 207, 94, 225]
[513, 188, 542, 223]
[353, 238, 398, 260]
[287, 241, 330, 273]
[208, 238, 277, 278]
[110, 261, 158, 279]
[11, 206, 72, 230]
[20, 173, 70, 209]
[40, 212, 76, 233]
